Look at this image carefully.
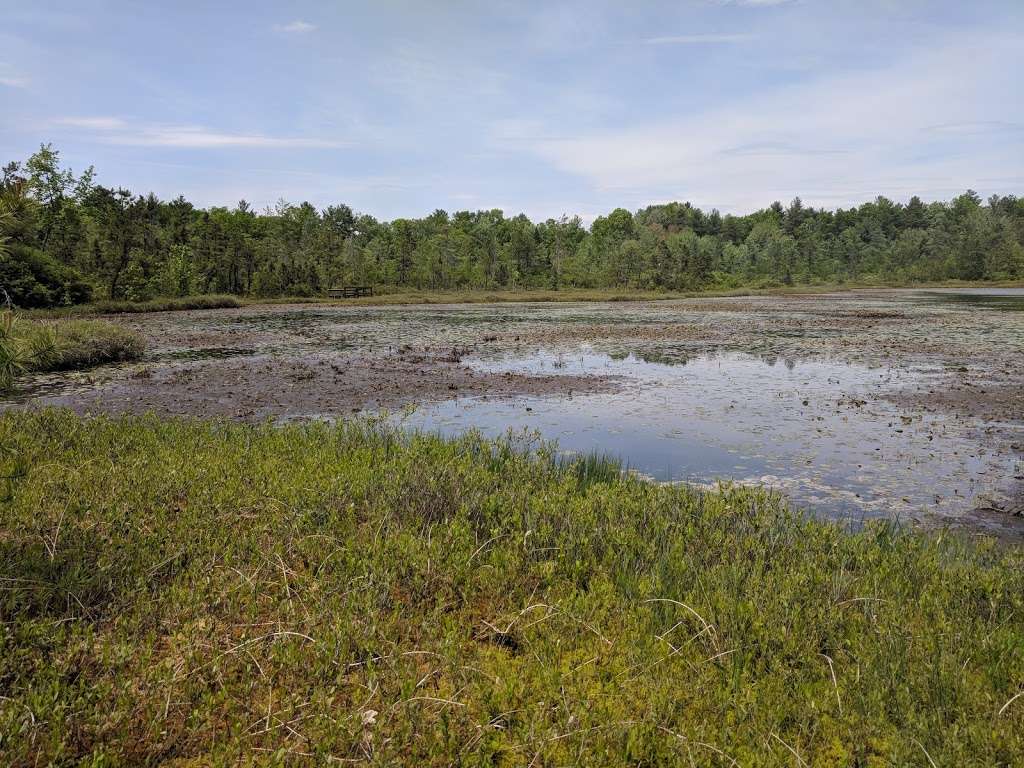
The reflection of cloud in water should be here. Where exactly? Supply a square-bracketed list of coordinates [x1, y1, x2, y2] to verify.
[396, 349, 1019, 528]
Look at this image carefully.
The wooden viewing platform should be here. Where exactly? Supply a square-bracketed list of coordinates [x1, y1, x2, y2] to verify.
[327, 285, 373, 299]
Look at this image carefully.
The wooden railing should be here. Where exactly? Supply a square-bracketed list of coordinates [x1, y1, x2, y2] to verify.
[327, 286, 373, 298]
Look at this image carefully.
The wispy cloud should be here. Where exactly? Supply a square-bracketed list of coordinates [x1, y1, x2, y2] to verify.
[54, 116, 127, 130]
[51, 117, 347, 149]
[275, 20, 316, 34]
[525, 33, 1024, 211]
[716, 0, 795, 6]
[116, 127, 342, 149]
[923, 121, 1024, 136]
[644, 33, 755, 45]
[0, 62, 29, 88]
[720, 141, 848, 157]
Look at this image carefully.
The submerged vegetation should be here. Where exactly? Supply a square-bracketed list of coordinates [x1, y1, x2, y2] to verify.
[1, 409, 1021, 764]
[0, 313, 143, 391]
[2, 144, 1023, 308]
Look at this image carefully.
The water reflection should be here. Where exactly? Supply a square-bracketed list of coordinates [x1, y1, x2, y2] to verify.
[612, 349, 803, 369]
[152, 347, 257, 362]
[396, 350, 1018, 526]
[917, 288, 1024, 312]
[471, 348, 832, 376]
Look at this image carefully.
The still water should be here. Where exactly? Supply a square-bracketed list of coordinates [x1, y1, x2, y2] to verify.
[6, 287, 1023, 531]
[395, 349, 1017, 526]
[391, 289, 1024, 529]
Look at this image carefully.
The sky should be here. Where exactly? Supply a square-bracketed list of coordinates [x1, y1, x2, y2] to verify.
[1, 0, 1022, 223]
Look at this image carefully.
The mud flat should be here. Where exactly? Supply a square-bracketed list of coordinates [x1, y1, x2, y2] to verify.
[5, 288, 1023, 535]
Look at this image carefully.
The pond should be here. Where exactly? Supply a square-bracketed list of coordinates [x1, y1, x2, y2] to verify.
[394, 347, 1019, 528]
[6, 287, 1023, 534]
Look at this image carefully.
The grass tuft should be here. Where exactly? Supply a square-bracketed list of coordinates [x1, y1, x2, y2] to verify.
[38, 318, 145, 371]
[0, 314, 144, 390]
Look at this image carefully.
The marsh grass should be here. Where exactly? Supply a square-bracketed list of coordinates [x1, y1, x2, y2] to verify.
[257, 279, 1024, 307]
[88, 294, 242, 314]
[317, 287, 756, 305]
[0, 409, 1022, 765]
[37, 319, 144, 370]
[559, 450, 625, 488]
[30, 294, 242, 318]
[25, 280, 1024, 318]
[0, 314, 143, 390]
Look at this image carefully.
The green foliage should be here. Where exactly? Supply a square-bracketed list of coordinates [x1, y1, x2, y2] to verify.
[0, 243, 93, 308]
[4, 146, 1024, 306]
[151, 243, 197, 297]
[1, 410, 1022, 764]
[1, 153, 94, 308]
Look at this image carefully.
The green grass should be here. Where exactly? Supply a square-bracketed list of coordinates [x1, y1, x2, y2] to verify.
[0, 315, 144, 391]
[242, 288, 753, 306]
[24, 280, 1024, 317]
[30, 294, 242, 317]
[89, 294, 242, 314]
[32, 318, 144, 371]
[0, 410, 1021, 765]
[254, 279, 1024, 307]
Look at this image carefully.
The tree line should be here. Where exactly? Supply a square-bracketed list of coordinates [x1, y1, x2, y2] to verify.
[1, 144, 1022, 307]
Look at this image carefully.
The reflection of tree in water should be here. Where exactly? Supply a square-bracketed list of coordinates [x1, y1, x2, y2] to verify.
[922, 291, 1024, 313]
[757, 354, 798, 370]
[608, 345, 803, 370]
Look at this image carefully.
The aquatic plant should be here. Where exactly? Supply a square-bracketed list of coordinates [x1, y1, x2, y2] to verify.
[0, 409, 1021, 765]
[561, 449, 624, 488]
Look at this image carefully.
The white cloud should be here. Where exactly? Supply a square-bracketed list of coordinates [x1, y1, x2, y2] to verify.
[644, 33, 755, 45]
[0, 62, 29, 88]
[923, 121, 1024, 136]
[117, 127, 342, 149]
[719, 141, 847, 158]
[717, 0, 795, 6]
[275, 20, 316, 34]
[54, 116, 127, 130]
[51, 117, 347, 149]
[523, 33, 1024, 211]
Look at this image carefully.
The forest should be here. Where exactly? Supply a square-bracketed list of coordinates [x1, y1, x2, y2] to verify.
[2, 144, 1023, 307]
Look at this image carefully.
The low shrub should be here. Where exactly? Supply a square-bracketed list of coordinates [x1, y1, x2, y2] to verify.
[0, 410, 1021, 764]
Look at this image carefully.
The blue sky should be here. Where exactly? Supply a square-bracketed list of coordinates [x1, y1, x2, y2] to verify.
[1, 0, 1022, 222]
